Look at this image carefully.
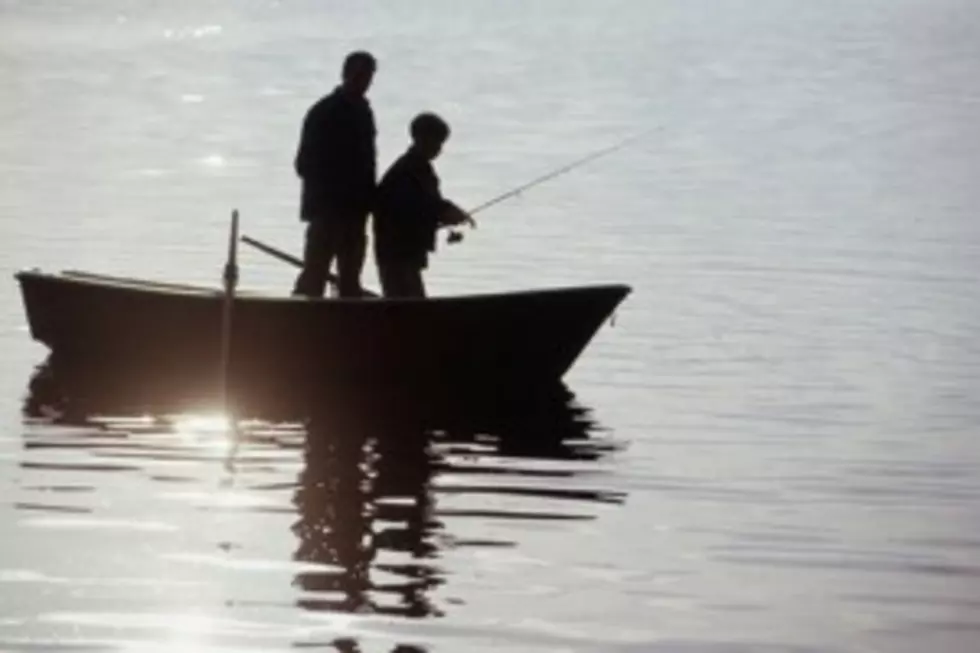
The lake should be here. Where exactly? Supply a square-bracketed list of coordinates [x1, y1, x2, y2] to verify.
[2, 0, 979, 651]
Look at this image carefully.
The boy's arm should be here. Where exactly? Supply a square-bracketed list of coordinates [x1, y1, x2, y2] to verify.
[439, 201, 476, 228]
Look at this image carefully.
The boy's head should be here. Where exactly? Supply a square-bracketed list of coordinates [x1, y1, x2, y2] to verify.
[410, 112, 450, 160]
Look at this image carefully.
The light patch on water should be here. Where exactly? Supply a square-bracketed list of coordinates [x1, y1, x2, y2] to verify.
[163, 25, 223, 41]
[0, 568, 201, 588]
[90, 415, 156, 428]
[156, 489, 276, 510]
[130, 168, 171, 178]
[157, 612, 214, 653]
[258, 87, 287, 97]
[165, 412, 240, 454]
[0, 569, 49, 583]
[171, 413, 231, 433]
[198, 155, 226, 168]
[20, 517, 178, 532]
[161, 552, 341, 575]
[34, 610, 294, 651]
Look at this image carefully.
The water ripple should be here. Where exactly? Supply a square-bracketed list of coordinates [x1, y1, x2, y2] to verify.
[4, 359, 625, 649]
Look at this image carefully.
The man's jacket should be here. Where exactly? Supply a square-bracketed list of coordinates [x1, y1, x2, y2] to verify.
[294, 86, 376, 220]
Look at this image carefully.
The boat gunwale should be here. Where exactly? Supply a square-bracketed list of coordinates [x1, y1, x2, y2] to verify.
[14, 268, 632, 304]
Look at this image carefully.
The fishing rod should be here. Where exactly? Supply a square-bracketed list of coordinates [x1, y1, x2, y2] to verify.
[241, 128, 651, 262]
[465, 127, 653, 218]
[442, 127, 651, 242]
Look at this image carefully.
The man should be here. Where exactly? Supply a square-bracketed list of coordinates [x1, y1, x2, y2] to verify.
[292, 51, 377, 298]
[372, 112, 473, 298]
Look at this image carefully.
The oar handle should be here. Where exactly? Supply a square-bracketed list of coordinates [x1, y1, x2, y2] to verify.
[241, 235, 302, 267]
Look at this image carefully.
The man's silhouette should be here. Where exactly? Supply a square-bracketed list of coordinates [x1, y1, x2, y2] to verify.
[292, 51, 377, 298]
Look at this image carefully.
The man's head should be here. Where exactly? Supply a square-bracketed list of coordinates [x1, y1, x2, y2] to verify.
[341, 50, 376, 97]
[410, 112, 450, 160]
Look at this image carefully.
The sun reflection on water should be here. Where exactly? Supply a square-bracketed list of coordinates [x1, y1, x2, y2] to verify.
[171, 413, 232, 435]
[168, 412, 239, 449]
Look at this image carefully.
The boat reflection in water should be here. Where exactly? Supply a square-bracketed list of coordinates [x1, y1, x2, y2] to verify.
[20, 356, 625, 649]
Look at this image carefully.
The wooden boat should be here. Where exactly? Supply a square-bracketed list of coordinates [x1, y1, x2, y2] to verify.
[14, 268, 630, 403]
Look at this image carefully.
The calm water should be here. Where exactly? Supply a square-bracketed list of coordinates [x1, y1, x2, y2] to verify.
[3, 0, 980, 651]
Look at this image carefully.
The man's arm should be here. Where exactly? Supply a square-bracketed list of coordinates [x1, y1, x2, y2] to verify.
[294, 101, 337, 180]
[348, 103, 377, 213]
[294, 108, 315, 179]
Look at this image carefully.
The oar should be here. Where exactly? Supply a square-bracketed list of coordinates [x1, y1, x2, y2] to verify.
[241, 234, 302, 267]
[240, 235, 380, 298]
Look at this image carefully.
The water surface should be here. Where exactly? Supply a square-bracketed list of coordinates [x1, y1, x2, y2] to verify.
[2, 0, 980, 651]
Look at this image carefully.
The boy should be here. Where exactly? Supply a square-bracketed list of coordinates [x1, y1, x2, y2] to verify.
[372, 112, 472, 298]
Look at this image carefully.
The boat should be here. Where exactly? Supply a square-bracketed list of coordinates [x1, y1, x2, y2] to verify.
[14, 267, 630, 406]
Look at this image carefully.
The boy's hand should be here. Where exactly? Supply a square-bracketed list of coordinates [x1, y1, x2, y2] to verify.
[441, 204, 476, 228]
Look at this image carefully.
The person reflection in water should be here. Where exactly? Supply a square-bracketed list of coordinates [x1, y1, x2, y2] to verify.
[372, 112, 473, 298]
[292, 50, 378, 299]
[291, 402, 442, 619]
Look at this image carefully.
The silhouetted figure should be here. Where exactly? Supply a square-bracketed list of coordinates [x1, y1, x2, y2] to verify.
[372, 113, 472, 298]
[292, 402, 443, 618]
[292, 51, 378, 298]
[292, 411, 374, 613]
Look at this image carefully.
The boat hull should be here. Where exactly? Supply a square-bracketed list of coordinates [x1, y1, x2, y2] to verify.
[15, 270, 630, 404]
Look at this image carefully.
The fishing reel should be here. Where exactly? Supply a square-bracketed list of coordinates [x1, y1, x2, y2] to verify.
[447, 219, 476, 244]
[444, 208, 476, 246]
